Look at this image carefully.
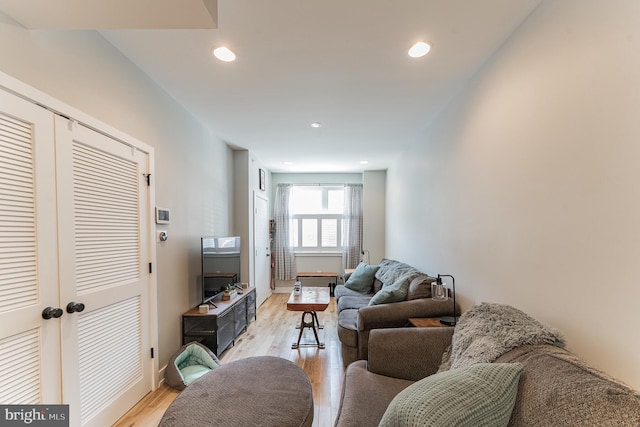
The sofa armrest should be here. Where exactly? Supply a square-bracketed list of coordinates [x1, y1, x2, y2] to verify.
[357, 298, 456, 331]
[367, 327, 454, 381]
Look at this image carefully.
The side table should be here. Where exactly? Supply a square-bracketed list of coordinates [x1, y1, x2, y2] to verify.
[408, 317, 454, 328]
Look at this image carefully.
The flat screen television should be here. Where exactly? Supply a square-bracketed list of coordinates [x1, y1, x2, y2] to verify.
[201, 236, 241, 304]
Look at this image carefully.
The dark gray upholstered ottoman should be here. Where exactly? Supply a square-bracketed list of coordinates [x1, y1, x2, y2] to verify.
[160, 356, 314, 427]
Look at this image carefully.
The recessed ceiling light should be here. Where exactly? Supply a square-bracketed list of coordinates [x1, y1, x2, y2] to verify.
[408, 41, 431, 58]
[213, 46, 236, 62]
[284, 161, 293, 165]
[360, 160, 369, 165]
[310, 122, 322, 128]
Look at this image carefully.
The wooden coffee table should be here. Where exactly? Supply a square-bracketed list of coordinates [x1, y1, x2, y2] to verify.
[287, 287, 330, 349]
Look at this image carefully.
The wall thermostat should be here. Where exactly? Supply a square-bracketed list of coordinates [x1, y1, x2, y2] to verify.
[155, 207, 170, 224]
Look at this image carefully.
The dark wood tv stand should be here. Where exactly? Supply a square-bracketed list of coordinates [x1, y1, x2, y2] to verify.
[181, 286, 256, 356]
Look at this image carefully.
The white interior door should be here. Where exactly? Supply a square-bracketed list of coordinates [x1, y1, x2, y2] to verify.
[253, 193, 270, 306]
[0, 89, 61, 404]
[54, 117, 152, 427]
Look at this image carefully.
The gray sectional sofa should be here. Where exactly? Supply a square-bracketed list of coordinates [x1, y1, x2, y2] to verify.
[335, 312, 640, 426]
[335, 258, 457, 366]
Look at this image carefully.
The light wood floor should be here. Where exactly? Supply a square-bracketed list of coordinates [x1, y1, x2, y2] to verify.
[113, 292, 344, 427]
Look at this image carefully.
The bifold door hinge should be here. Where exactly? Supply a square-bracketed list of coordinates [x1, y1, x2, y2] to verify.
[144, 173, 151, 186]
[150, 348, 155, 359]
[149, 263, 153, 274]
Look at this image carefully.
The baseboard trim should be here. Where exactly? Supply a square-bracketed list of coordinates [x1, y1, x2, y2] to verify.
[158, 364, 166, 387]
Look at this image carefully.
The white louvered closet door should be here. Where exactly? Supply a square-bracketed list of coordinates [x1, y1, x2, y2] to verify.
[0, 90, 61, 405]
[54, 116, 151, 427]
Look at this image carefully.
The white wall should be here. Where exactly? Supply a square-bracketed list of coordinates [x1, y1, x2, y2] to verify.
[232, 150, 271, 306]
[363, 171, 386, 264]
[387, 0, 640, 390]
[0, 14, 234, 369]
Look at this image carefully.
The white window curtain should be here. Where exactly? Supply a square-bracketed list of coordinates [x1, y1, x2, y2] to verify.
[274, 184, 297, 280]
[342, 184, 363, 269]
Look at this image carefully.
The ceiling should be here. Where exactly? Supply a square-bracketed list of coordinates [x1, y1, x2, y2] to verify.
[0, 0, 218, 29]
[0, 0, 541, 172]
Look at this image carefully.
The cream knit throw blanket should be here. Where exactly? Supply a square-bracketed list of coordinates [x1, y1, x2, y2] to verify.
[438, 302, 565, 372]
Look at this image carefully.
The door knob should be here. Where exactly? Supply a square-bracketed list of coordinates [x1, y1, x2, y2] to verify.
[66, 302, 86, 313]
[42, 307, 63, 319]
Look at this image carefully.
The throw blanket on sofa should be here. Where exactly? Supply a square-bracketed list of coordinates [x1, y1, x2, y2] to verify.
[374, 259, 421, 286]
[438, 303, 565, 372]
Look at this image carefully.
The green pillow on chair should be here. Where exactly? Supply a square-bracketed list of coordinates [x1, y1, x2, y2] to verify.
[344, 262, 379, 294]
[379, 363, 523, 427]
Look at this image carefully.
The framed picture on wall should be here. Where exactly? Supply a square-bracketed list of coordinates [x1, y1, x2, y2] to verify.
[259, 168, 266, 191]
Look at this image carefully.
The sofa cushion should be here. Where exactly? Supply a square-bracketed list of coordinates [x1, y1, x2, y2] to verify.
[368, 276, 410, 306]
[334, 285, 373, 302]
[337, 309, 359, 348]
[407, 275, 436, 300]
[336, 360, 414, 427]
[338, 295, 371, 312]
[379, 363, 523, 427]
[344, 262, 379, 293]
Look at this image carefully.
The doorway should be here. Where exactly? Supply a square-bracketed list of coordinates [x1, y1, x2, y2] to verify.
[253, 193, 271, 306]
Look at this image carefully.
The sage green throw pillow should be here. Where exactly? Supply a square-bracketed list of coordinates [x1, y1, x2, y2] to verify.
[344, 262, 379, 293]
[368, 276, 410, 306]
[379, 363, 523, 427]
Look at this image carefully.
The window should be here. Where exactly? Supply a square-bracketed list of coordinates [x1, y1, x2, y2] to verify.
[289, 186, 344, 252]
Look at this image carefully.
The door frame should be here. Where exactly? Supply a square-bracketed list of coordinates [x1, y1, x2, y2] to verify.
[253, 192, 271, 307]
[0, 71, 160, 390]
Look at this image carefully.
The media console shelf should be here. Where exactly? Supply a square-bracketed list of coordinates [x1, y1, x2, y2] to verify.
[182, 286, 256, 356]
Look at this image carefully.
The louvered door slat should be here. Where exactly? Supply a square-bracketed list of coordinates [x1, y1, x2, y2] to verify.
[74, 146, 138, 177]
[0, 329, 41, 404]
[78, 297, 142, 425]
[0, 114, 32, 138]
[0, 256, 34, 267]
[74, 212, 139, 223]
[0, 278, 36, 292]
[75, 187, 139, 206]
[0, 214, 35, 224]
[0, 112, 36, 311]
[0, 353, 39, 389]
[72, 142, 140, 295]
